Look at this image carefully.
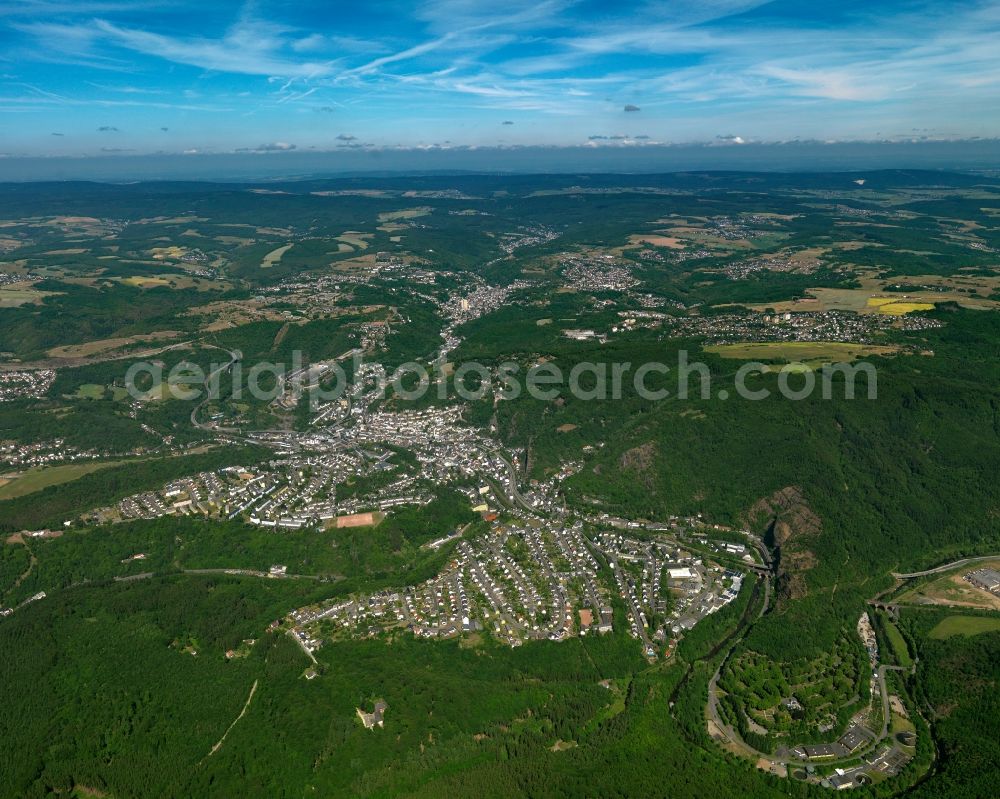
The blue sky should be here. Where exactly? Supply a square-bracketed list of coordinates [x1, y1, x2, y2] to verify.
[2, 0, 999, 158]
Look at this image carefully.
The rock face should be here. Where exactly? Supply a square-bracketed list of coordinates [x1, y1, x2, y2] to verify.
[748, 486, 821, 605]
[619, 441, 657, 490]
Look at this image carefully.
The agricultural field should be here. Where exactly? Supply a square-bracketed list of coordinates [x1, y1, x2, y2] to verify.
[377, 207, 431, 222]
[0, 284, 59, 307]
[261, 243, 294, 268]
[704, 341, 901, 365]
[749, 271, 1000, 315]
[0, 461, 126, 500]
[927, 615, 1000, 639]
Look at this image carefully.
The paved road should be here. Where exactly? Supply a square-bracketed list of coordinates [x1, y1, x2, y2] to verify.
[182, 568, 336, 582]
[877, 664, 909, 739]
[190, 347, 241, 431]
[758, 571, 771, 619]
[707, 659, 894, 769]
[494, 452, 536, 513]
[892, 553, 1000, 579]
[877, 665, 891, 740]
[702, 570, 900, 773]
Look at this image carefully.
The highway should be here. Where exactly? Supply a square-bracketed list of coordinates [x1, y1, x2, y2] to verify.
[494, 451, 536, 513]
[892, 553, 1000, 579]
[190, 347, 241, 432]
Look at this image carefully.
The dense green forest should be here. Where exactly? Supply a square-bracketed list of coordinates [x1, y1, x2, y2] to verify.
[0, 573, 803, 799]
[898, 608, 1000, 799]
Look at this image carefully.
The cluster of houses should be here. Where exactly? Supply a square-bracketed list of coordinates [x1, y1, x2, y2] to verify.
[497, 224, 559, 254]
[707, 214, 774, 241]
[561, 255, 639, 292]
[722, 254, 819, 280]
[440, 278, 530, 328]
[0, 437, 97, 469]
[107, 406, 520, 529]
[0, 271, 34, 286]
[664, 309, 940, 346]
[433, 277, 532, 364]
[286, 506, 750, 658]
[112, 444, 432, 530]
[289, 518, 604, 650]
[0, 369, 55, 402]
[356, 700, 388, 730]
[635, 246, 713, 263]
[597, 532, 744, 657]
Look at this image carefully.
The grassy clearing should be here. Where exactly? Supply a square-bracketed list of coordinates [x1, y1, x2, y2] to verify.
[627, 233, 685, 249]
[261, 243, 294, 268]
[72, 383, 106, 399]
[139, 381, 197, 401]
[377, 208, 430, 222]
[336, 232, 373, 250]
[0, 287, 60, 307]
[704, 341, 900, 364]
[114, 274, 226, 290]
[0, 461, 126, 500]
[120, 276, 172, 287]
[927, 615, 1000, 639]
[46, 331, 182, 359]
[149, 246, 188, 260]
[883, 618, 912, 667]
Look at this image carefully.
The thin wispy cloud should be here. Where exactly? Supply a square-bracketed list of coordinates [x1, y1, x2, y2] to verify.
[341, 35, 455, 78]
[3, 0, 1000, 154]
[89, 16, 338, 78]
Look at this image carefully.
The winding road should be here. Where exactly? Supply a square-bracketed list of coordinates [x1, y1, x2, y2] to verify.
[892, 554, 1000, 580]
[190, 347, 241, 432]
[701, 551, 1000, 780]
